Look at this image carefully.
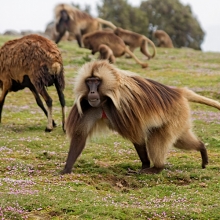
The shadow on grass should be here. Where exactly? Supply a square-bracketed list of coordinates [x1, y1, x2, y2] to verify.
[56, 160, 213, 190]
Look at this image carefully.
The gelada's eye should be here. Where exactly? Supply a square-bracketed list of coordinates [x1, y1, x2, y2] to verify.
[86, 78, 100, 85]
[86, 80, 93, 84]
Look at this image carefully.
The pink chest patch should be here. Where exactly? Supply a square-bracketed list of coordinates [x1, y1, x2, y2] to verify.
[102, 110, 107, 119]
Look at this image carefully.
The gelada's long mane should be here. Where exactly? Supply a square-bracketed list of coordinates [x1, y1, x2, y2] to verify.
[54, 4, 80, 22]
[73, 60, 180, 142]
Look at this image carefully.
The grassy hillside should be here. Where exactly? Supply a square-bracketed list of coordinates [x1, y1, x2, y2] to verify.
[0, 35, 220, 220]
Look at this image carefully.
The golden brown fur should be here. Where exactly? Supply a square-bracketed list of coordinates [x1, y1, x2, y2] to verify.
[0, 34, 66, 132]
[61, 60, 220, 174]
[98, 44, 116, 63]
[114, 27, 156, 59]
[153, 30, 174, 48]
[82, 31, 148, 68]
[54, 3, 116, 46]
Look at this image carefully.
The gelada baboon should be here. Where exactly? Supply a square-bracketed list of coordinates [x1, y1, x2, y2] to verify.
[114, 27, 156, 59]
[44, 21, 71, 42]
[153, 30, 174, 48]
[61, 60, 220, 175]
[98, 44, 116, 64]
[82, 31, 148, 68]
[0, 34, 65, 132]
[54, 3, 116, 46]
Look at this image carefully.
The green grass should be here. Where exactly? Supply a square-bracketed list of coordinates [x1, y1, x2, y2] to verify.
[0, 36, 220, 220]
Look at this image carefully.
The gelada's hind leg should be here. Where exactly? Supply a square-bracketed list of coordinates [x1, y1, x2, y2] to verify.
[38, 87, 54, 132]
[174, 129, 208, 168]
[140, 130, 173, 174]
[28, 83, 56, 127]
